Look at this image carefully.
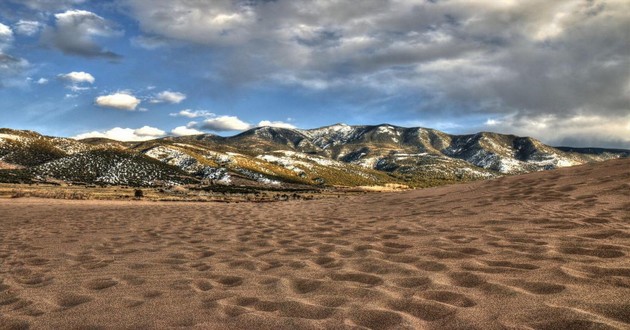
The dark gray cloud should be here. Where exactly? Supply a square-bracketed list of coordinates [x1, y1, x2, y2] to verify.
[42, 9, 123, 59]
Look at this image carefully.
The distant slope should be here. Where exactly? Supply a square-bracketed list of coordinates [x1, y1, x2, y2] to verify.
[0, 125, 626, 187]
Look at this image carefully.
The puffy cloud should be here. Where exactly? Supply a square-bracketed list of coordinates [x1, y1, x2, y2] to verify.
[95, 92, 141, 111]
[193, 115, 252, 132]
[134, 125, 166, 137]
[14, 20, 41, 36]
[150, 90, 186, 104]
[73, 126, 166, 141]
[36, 77, 48, 84]
[125, 0, 256, 46]
[257, 120, 296, 129]
[171, 126, 204, 136]
[169, 109, 213, 118]
[58, 71, 95, 84]
[42, 10, 123, 59]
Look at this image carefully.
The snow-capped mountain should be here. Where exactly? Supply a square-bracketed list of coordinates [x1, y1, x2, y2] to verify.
[0, 125, 626, 187]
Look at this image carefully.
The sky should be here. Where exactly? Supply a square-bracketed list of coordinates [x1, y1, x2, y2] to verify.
[0, 0, 628, 148]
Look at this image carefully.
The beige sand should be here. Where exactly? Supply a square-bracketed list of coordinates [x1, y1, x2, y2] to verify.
[1, 159, 629, 329]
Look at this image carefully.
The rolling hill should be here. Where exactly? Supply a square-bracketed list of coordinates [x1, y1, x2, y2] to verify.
[0, 125, 626, 187]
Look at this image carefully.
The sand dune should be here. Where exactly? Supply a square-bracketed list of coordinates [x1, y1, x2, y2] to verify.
[1, 158, 629, 329]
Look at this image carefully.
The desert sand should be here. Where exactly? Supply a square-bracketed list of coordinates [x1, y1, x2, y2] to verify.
[1, 158, 629, 329]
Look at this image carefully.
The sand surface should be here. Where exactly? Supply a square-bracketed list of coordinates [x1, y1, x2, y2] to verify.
[1, 159, 629, 329]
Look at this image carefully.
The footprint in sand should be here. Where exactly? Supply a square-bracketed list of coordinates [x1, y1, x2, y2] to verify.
[448, 272, 487, 288]
[120, 274, 146, 286]
[348, 308, 406, 329]
[313, 256, 343, 268]
[291, 278, 323, 294]
[84, 278, 118, 290]
[56, 293, 93, 308]
[190, 262, 212, 271]
[193, 279, 213, 292]
[216, 276, 244, 287]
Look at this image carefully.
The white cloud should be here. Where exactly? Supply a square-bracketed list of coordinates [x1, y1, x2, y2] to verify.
[58, 71, 95, 84]
[135, 125, 166, 137]
[257, 120, 296, 129]
[169, 109, 213, 118]
[0, 23, 13, 50]
[485, 119, 500, 126]
[36, 77, 49, 84]
[0, 23, 12, 38]
[194, 115, 252, 132]
[170, 110, 295, 132]
[127, 0, 256, 45]
[150, 90, 186, 104]
[95, 92, 141, 111]
[42, 10, 122, 59]
[14, 20, 41, 36]
[171, 126, 204, 136]
[73, 126, 165, 141]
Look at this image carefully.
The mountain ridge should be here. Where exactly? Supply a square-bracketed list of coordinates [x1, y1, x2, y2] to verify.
[0, 125, 627, 188]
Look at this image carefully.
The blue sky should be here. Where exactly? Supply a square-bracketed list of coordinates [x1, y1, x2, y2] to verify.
[0, 0, 628, 147]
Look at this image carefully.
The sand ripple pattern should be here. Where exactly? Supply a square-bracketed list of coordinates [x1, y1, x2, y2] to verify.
[0, 158, 629, 329]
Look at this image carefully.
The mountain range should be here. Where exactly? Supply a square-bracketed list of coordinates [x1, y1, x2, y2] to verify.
[0, 124, 627, 188]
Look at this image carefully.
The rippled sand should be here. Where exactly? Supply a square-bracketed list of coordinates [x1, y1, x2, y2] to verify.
[1, 158, 629, 329]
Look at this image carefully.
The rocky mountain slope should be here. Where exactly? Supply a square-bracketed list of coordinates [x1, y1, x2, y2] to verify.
[0, 125, 627, 187]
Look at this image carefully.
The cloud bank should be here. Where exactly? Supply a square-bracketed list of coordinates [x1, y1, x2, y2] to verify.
[73, 126, 165, 141]
[171, 110, 296, 132]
